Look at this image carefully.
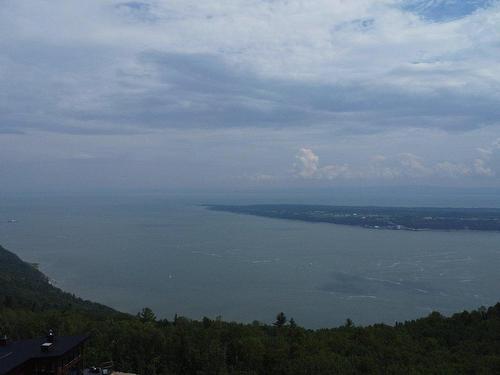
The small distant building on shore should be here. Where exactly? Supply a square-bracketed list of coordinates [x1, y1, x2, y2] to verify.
[82, 361, 136, 375]
[0, 331, 88, 375]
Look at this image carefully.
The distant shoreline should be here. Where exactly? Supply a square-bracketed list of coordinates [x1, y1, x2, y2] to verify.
[206, 204, 500, 232]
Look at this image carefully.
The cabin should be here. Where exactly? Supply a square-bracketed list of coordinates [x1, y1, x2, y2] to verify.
[0, 331, 88, 375]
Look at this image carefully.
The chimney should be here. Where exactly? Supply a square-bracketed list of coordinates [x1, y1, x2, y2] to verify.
[46, 329, 55, 343]
[0, 334, 8, 347]
[41, 330, 56, 352]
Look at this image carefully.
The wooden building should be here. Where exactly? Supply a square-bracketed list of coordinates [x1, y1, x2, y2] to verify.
[0, 332, 88, 375]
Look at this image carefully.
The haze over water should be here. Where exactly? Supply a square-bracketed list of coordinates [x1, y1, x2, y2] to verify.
[1, 190, 500, 328]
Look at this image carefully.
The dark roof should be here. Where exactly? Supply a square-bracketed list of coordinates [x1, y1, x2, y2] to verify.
[0, 335, 89, 375]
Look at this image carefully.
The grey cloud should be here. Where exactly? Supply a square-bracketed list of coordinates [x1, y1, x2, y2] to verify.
[54, 52, 337, 130]
[106, 51, 500, 132]
[9, 49, 497, 135]
[0, 129, 24, 135]
[1, 1, 500, 136]
[1, 1, 500, 190]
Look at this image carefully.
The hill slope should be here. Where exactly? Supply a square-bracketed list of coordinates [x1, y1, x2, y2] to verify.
[0, 245, 114, 314]
[1, 244, 500, 374]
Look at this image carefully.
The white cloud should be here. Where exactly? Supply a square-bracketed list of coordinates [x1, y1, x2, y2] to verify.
[398, 153, 432, 177]
[474, 158, 494, 176]
[371, 155, 387, 163]
[493, 138, 500, 150]
[295, 148, 319, 178]
[294, 148, 351, 180]
[477, 147, 493, 158]
[294, 143, 499, 182]
[434, 161, 471, 177]
[321, 164, 352, 180]
[471, 137, 500, 177]
[1, 1, 500, 190]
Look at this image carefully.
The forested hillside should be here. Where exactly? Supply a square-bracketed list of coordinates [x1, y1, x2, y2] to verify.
[0, 245, 115, 314]
[1, 245, 500, 374]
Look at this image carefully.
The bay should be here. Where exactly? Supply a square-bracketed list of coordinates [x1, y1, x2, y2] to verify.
[1, 192, 499, 328]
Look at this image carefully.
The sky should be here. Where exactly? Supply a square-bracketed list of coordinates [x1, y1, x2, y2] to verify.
[1, 0, 500, 192]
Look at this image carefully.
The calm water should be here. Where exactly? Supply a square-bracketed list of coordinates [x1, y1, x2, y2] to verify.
[1, 192, 500, 328]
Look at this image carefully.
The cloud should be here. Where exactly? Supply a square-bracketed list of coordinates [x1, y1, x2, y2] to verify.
[295, 148, 351, 179]
[1, 1, 500, 135]
[321, 164, 352, 180]
[295, 148, 320, 178]
[474, 158, 494, 176]
[294, 143, 499, 182]
[471, 137, 500, 176]
[1, 1, 500, 190]
[242, 174, 278, 183]
[398, 153, 431, 177]
[434, 161, 471, 177]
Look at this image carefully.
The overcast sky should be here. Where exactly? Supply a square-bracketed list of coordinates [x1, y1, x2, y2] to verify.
[1, 0, 500, 192]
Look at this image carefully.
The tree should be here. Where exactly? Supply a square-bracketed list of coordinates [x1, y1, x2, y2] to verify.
[3, 296, 13, 308]
[274, 312, 287, 327]
[202, 316, 211, 329]
[137, 307, 156, 323]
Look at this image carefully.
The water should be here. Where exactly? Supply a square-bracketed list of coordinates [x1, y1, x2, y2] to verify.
[1, 192, 500, 328]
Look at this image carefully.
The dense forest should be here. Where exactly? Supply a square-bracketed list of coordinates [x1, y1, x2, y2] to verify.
[0, 245, 115, 315]
[1, 245, 500, 374]
[208, 204, 500, 231]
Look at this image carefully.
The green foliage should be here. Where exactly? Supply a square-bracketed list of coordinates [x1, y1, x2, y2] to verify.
[0, 245, 115, 315]
[2, 305, 500, 374]
[138, 307, 157, 323]
[274, 312, 287, 327]
[1, 244, 500, 374]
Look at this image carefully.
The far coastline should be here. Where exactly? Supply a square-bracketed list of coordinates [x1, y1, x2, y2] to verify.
[206, 204, 500, 232]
